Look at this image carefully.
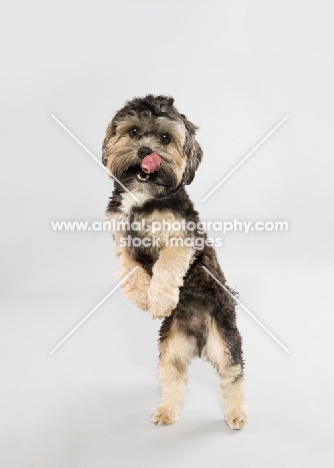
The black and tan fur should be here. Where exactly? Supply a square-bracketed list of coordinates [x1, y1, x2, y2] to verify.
[103, 95, 248, 429]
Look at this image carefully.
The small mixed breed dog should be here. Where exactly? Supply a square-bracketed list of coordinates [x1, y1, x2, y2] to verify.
[102, 95, 247, 429]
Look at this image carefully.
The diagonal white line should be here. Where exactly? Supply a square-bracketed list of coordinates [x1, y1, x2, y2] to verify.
[51, 114, 139, 202]
[201, 115, 289, 202]
[202, 266, 290, 353]
[50, 266, 138, 354]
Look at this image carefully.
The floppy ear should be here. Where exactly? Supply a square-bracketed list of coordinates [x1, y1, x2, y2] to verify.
[182, 139, 203, 185]
[181, 116, 203, 185]
[102, 121, 114, 167]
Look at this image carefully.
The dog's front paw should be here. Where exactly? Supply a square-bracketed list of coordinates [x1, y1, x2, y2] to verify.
[148, 282, 179, 319]
[119, 267, 151, 311]
[151, 407, 179, 425]
[149, 301, 173, 320]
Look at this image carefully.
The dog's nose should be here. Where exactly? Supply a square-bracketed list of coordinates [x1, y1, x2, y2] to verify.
[137, 147, 152, 159]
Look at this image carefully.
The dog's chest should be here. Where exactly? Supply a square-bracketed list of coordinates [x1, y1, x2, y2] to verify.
[120, 191, 151, 217]
[120, 192, 183, 245]
[120, 191, 154, 239]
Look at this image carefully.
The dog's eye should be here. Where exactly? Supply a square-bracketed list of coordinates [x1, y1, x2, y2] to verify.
[129, 127, 139, 138]
[161, 133, 171, 145]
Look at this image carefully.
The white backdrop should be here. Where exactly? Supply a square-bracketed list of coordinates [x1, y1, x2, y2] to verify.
[1, 1, 333, 467]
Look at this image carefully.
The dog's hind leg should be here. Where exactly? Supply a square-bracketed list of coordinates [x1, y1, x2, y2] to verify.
[204, 317, 248, 430]
[151, 318, 196, 425]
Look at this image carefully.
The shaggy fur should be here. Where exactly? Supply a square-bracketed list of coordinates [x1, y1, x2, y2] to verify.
[103, 95, 247, 429]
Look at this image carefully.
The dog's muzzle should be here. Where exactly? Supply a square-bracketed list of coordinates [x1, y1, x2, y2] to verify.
[138, 147, 152, 159]
[136, 147, 161, 182]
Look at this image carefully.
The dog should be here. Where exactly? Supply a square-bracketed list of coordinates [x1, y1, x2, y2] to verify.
[102, 95, 248, 429]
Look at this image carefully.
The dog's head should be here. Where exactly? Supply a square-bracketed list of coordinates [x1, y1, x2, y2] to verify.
[102, 95, 202, 195]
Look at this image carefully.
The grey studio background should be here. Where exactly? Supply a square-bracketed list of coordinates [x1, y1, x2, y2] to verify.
[1, 1, 333, 467]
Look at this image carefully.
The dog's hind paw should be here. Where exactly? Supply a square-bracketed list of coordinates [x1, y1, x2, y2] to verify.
[225, 410, 248, 430]
[151, 407, 179, 425]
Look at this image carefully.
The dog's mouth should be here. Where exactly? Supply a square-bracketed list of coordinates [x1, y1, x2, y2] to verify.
[119, 152, 175, 188]
[136, 152, 162, 183]
[122, 164, 157, 183]
[136, 169, 151, 183]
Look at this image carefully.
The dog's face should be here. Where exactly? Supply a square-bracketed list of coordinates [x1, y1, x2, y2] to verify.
[102, 95, 202, 195]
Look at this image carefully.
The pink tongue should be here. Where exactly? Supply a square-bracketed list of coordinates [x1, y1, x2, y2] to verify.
[140, 153, 161, 174]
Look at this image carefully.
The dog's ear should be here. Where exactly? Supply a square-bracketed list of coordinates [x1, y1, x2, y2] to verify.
[102, 121, 114, 167]
[181, 115, 203, 185]
[183, 139, 203, 185]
